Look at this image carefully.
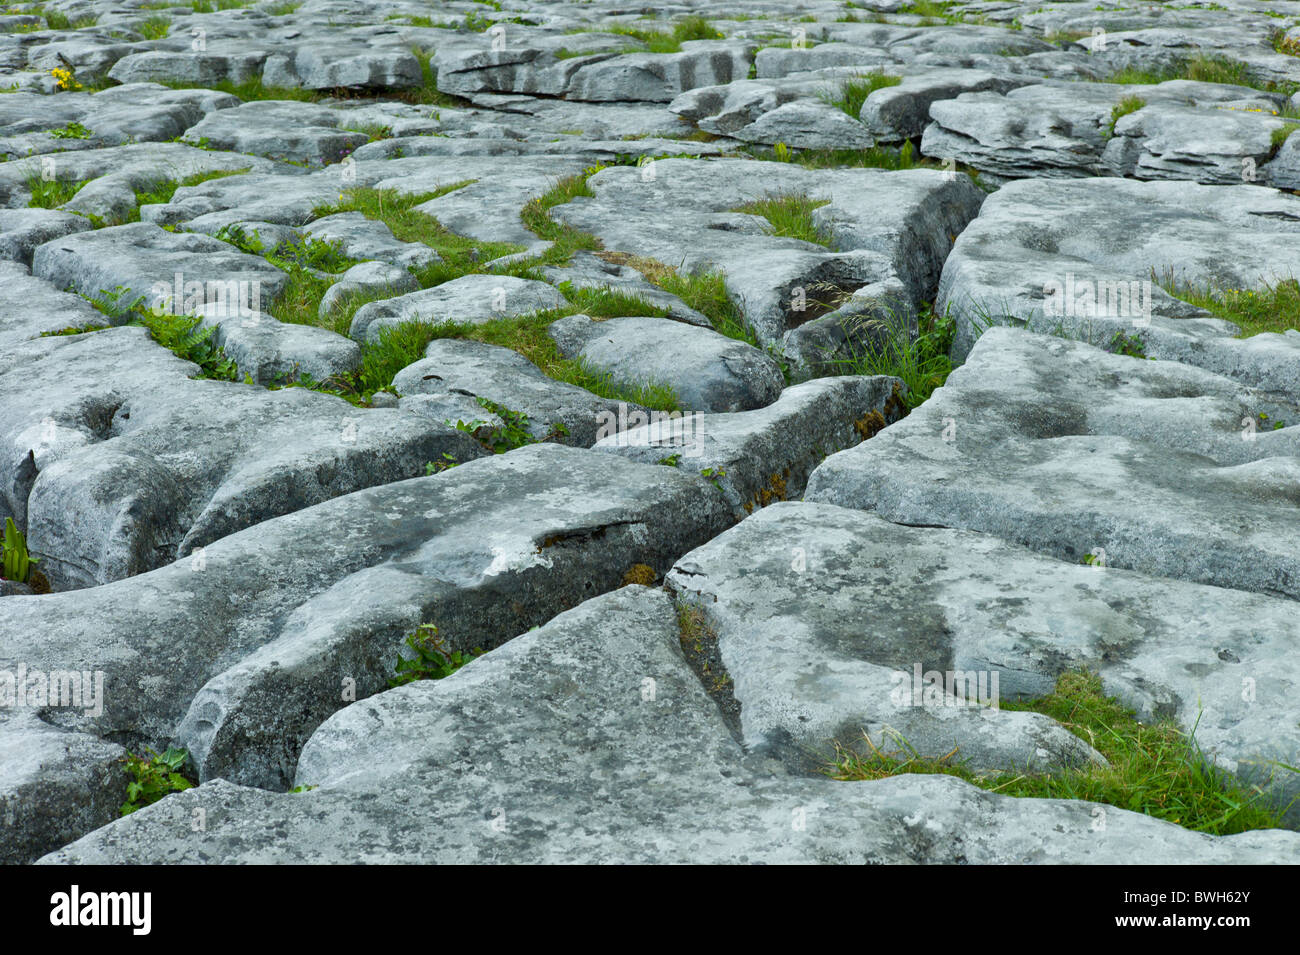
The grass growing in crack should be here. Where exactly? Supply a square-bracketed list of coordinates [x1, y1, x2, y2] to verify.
[44, 11, 98, 30]
[86, 287, 240, 381]
[26, 174, 88, 209]
[356, 320, 441, 396]
[518, 169, 602, 266]
[1106, 95, 1146, 137]
[568, 15, 723, 54]
[755, 140, 928, 172]
[1157, 274, 1300, 338]
[163, 76, 319, 102]
[313, 184, 524, 296]
[138, 14, 171, 39]
[556, 281, 671, 319]
[731, 192, 833, 246]
[899, 0, 960, 23]
[1102, 54, 1296, 94]
[400, 46, 473, 108]
[594, 251, 759, 346]
[820, 70, 901, 118]
[824, 303, 955, 409]
[130, 168, 250, 220]
[415, 314, 682, 412]
[1271, 123, 1299, 150]
[830, 670, 1295, 836]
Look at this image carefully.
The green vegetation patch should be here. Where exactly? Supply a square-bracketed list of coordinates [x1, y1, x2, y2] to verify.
[1157, 274, 1300, 338]
[820, 70, 902, 118]
[830, 671, 1296, 835]
[730, 191, 834, 246]
[823, 303, 955, 409]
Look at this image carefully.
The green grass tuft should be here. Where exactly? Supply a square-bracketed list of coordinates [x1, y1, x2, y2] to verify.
[824, 303, 955, 409]
[830, 670, 1295, 836]
[1157, 274, 1300, 338]
[26, 174, 88, 209]
[139, 14, 170, 39]
[731, 191, 833, 246]
[1107, 95, 1146, 137]
[820, 70, 902, 118]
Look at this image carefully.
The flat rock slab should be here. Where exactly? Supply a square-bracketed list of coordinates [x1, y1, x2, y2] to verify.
[666, 501, 1300, 814]
[0, 84, 239, 159]
[1104, 102, 1294, 185]
[0, 210, 88, 267]
[0, 713, 128, 866]
[0, 261, 106, 347]
[0, 444, 731, 801]
[38, 587, 1300, 864]
[549, 313, 784, 413]
[921, 79, 1286, 181]
[936, 176, 1300, 395]
[392, 338, 645, 448]
[182, 101, 371, 167]
[807, 327, 1300, 603]
[594, 374, 907, 518]
[349, 274, 568, 343]
[861, 68, 1030, 143]
[436, 41, 754, 103]
[550, 159, 983, 345]
[31, 221, 288, 312]
[0, 327, 485, 589]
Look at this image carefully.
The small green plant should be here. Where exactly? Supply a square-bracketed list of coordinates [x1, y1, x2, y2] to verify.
[1254, 412, 1286, 431]
[657, 453, 682, 467]
[50, 121, 92, 140]
[88, 287, 241, 380]
[1106, 331, 1147, 358]
[700, 466, 727, 492]
[425, 453, 460, 474]
[121, 747, 194, 816]
[2, 517, 38, 584]
[455, 397, 535, 453]
[389, 623, 480, 687]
